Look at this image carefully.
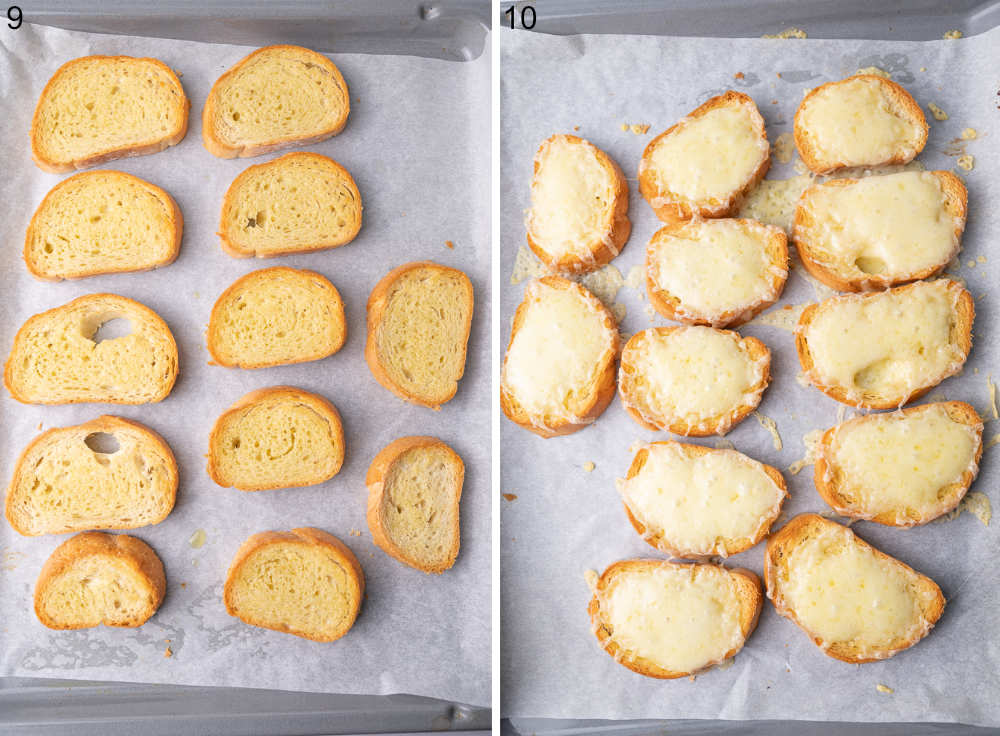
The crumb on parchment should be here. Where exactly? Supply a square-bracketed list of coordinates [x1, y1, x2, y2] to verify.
[502, 493, 518, 502]
[876, 684, 894, 694]
[573, 125, 580, 131]
[928, 103, 949, 121]
[629, 124, 650, 135]
[734, 72, 745, 79]
[943, 29, 963, 39]
[620, 123, 629, 131]
[856, 66, 891, 79]
[583, 461, 595, 472]
[164, 647, 173, 658]
[763, 27, 807, 39]
[962, 128, 978, 139]
[957, 154, 974, 171]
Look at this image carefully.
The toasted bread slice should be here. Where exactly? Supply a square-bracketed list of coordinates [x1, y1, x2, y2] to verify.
[794, 171, 967, 291]
[34, 532, 166, 629]
[366, 436, 463, 574]
[4, 294, 178, 405]
[208, 386, 344, 491]
[639, 91, 770, 224]
[365, 262, 474, 410]
[218, 152, 362, 258]
[501, 276, 619, 437]
[208, 266, 346, 369]
[796, 279, 973, 409]
[619, 441, 786, 558]
[619, 326, 770, 436]
[224, 527, 364, 642]
[525, 134, 631, 274]
[765, 514, 945, 663]
[31, 55, 189, 173]
[646, 218, 788, 327]
[6, 416, 177, 536]
[25, 170, 182, 281]
[815, 401, 983, 527]
[589, 559, 762, 679]
[203, 46, 349, 159]
[794, 75, 928, 174]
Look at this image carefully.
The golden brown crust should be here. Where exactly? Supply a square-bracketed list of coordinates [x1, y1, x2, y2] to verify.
[588, 558, 762, 679]
[217, 152, 362, 257]
[793, 75, 929, 175]
[764, 513, 945, 663]
[500, 276, 619, 438]
[31, 56, 189, 174]
[206, 386, 345, 491]
[526, 134, 631, 274]
[223, 527, 364, 642]
[793, 171, 967, 292]
[365, 261, 474, 410]
[202, 46, 350, 159]
[814, 401, 983, 526]
[639, 91, 770, 224]
[795, 279, 974, 409]
[365, 436, 463, 574]
[34, 531, 166, 629]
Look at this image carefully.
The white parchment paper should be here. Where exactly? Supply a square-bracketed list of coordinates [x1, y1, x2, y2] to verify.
[501, 27, 1000, 724]
[0, 24, 489, 706]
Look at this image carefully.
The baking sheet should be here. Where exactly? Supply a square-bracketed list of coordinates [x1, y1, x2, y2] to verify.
[0, 23, 490, 707]
[500, 27, 1000, 724]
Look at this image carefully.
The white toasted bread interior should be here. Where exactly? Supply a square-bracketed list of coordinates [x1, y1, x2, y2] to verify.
[366, 436, 464, 574]
[208, 266, 346, 369]
[815, 401, 983, 527]
[208, 387, 345, 491]
[525, 134, 631, 274]
[224, 527, 364, 642]
[4, 293, 178, 405]
[34, 531, 166, 630]
[793, 171, 967, 291]
[646, 218, 788, 327]
[31, 55, 189, 173]
[501, 276, 619, 437]
[794, 75, 928, 174]
[203, 45, 349, 159]
[639, 91, 770, 223]
[796, 279, 973, 409]
[619, 442, 787, 558]
[218, 152, 362, 258]
[6, 416, 177, 536]
[765, 514, 945, 663]
[618, 326, 770, 436]
[589, 559, 762, 679]
[25, 170, 182, 281]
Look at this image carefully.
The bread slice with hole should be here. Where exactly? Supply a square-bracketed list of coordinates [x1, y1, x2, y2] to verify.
[639, 91, 770, 224]
[365, 262, 474, 410]
[6, 416, 177, 536]
[31, 55, 189, 174]
[25, 170, 182, 281]
[224, 527, 364, 642]
[815, 401, 983, 527]
[203, 45, 350, 159]
[794, 75, 928, 175]
[501, 276, 619, 437]
[4, 294, 178, 405]
[208, 266, 346, 369]
[765, 514, 945, 663]
[646, 218, 788, 327]
[207, 386, 345, 491]
[588, 559, 762, 679]
[793, 171, 967, 292]
[218, 152, 362, 258]
[795, 279, 973, 409]
[619, 326, 770, 436]
[34, 531, 166, 630]
[619, 441, 787, 559]
[525, 134, 631, 274]
[366, 436, 463, 574]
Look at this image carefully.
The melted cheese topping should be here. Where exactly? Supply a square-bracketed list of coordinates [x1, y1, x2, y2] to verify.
[648, 220, 785, 322]
[620, 443, 784, 556]
[801, 281, 965, 403]
[601, 563, 744, 674]
[503, 280, 614, 421]
[798, 77, 922, 167]
[798, 172, 959, 281]
[645, 103, 767, 202]
[738, 175, 813, 233]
